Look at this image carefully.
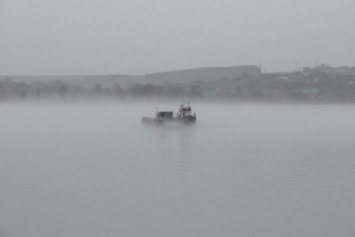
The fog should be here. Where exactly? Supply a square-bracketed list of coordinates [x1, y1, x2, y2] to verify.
[1, 0, 355, 236]
[0, 0, 354, 75]
[1, 101, 355, 237]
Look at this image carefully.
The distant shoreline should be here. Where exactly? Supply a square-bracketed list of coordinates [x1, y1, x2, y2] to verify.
[1, 65, 355, 103]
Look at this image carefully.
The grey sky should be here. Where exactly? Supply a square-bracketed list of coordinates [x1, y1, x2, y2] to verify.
[0, 0, 354, 75]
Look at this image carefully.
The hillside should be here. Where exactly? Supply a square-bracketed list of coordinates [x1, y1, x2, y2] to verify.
[146, 65, 261, 84]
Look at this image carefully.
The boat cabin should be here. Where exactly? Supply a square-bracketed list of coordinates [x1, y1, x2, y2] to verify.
[156, 111, 173, 120]
[178, 104, 193, 118]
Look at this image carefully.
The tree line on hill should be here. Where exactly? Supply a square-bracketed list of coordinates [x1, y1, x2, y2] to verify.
[1, 68, 355, 102]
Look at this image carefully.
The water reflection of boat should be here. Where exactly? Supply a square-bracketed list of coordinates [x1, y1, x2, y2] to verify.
[142, 103, 196, 125]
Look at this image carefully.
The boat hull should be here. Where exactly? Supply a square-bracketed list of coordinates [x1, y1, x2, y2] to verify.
[142, 116, 196, 125]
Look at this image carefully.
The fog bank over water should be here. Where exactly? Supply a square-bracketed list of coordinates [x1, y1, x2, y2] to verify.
[3, 63, 355, 103]
[1, 102, 355, 237]
[1, 0, 355, 234]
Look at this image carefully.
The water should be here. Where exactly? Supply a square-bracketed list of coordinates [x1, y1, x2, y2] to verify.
[1, 102, 355, 237]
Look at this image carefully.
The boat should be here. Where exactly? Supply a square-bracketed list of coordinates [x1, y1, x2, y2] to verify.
[142, 102, 197, 125]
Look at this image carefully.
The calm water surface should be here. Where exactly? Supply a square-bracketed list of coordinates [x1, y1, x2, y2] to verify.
[0, 102, 355, 237]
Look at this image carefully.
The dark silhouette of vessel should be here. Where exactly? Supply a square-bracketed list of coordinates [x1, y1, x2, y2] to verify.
[142, 102, 196, 125]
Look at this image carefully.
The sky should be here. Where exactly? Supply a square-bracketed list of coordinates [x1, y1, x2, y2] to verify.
[0, 0, 354, 75]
